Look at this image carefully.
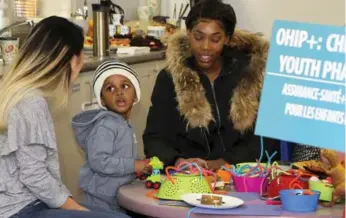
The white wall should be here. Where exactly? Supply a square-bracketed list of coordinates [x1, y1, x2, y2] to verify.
[39, 0, 71, 18]
[223, 0, 345, 37]
[72, 0, 140, 21]
[39, 0, 189, 21]
[160, 0, 190, 18]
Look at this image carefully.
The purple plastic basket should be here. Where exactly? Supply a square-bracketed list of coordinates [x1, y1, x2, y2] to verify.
[232, 174, 268, 193]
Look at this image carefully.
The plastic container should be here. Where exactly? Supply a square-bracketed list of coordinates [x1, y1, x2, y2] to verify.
[231, 174, 268, 193]
[147, 26, 165, 39]
[156, 173, 212, 200]
[235, 162, 266, 173]
[309, 180, 334, 201]
[280, 189, 320, 213]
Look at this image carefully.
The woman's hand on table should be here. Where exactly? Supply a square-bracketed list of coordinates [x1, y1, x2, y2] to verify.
[175, 158, 208, 169]
[207, 158, 227, 171]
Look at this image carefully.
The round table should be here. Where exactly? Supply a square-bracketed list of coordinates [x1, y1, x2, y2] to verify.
[118, 180, 344, 218]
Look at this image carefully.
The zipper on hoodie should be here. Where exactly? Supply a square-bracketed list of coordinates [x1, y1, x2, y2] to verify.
[209, 80, 226, 152]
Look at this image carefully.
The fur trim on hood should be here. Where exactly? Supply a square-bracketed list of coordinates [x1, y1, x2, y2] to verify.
[165, 29, 269, 132]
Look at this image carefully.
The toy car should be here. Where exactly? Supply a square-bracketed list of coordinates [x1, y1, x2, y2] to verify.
[145, 157, 164, 189]
[136, 172, 151, 180]
[145, 173, 161, 189]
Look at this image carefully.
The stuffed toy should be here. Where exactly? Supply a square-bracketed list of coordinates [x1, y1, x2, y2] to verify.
[320, 149, 345, 207]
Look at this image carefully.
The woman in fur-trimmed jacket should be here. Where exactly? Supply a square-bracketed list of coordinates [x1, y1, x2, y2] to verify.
[143, 0, 280, 170]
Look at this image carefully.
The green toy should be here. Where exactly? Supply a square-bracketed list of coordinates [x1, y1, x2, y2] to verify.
[145, 156, 164, 189]
[156, 173, 212, 200]
[155, 161, 216, 200]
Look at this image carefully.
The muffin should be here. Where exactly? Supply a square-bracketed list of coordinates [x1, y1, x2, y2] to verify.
[200, 195, 223, 206]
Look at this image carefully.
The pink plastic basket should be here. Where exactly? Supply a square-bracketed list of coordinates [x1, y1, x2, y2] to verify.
[232, 174, 268, 193]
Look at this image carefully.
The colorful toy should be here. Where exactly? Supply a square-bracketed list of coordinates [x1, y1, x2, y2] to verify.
[309, 176, 320, 182]
[292, 159, 329, 173]
[136, 171, 151, 180]
[232, 173, 268, 193]
[155, 161, 217, 200]
[309, 180, 334, 202]
[145, 156, 164, 189]
[220, 137, 280, 197]
[319, 149, 345, 207]
[216, 164, 232, 183]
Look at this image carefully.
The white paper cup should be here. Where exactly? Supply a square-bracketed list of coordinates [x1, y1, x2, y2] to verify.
[0, 37, 20, 64]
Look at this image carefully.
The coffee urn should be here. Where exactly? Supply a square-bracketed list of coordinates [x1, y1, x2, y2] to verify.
[92, 4, 110, 57]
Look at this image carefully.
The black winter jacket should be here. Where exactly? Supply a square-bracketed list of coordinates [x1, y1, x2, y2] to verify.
[143, 30, 280, 166]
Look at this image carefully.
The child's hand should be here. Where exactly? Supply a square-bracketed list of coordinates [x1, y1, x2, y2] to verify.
[143, 164, 152, 174]
[135, 159, 151, 173]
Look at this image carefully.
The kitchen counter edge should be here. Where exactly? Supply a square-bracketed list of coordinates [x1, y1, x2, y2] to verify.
[0, 50, 166, 77]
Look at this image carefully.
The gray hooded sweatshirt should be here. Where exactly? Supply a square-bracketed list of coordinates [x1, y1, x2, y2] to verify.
[72, 109, 137, 207]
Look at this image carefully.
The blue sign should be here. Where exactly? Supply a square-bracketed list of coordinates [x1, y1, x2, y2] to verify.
[255, 20, 345, 152]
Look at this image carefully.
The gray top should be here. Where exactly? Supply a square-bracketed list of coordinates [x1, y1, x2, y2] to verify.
[0, 95, 70, 218]
[71, 109, 137, 209]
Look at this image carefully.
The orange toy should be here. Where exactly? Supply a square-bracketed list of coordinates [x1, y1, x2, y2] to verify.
[320, 149, 345, 207]
[217, 164, 232, 183]
[292, 159, 329, 173]
[87, 19, 93, 38]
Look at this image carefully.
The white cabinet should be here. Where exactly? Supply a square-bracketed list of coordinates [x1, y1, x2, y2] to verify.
[53, 60, 165, 201]
[52, 71, 95, 201]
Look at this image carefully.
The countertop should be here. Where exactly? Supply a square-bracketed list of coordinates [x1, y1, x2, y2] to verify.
[0, 50, 166, 77]
[81, 50, 166, 72]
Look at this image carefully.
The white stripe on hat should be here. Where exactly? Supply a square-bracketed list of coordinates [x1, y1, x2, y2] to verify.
[93, 61, 140, 85]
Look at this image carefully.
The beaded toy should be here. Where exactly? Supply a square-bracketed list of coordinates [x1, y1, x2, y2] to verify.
[145, 156, 164, 189]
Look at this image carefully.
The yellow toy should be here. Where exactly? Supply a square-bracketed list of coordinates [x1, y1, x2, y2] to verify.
[145, 157, 164, 189]
[320, 149, 345, 207]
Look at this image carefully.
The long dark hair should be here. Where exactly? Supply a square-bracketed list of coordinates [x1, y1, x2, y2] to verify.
[0, 16, 84, 131]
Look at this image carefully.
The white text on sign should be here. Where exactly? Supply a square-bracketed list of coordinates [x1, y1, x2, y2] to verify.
[279, 55, 346, 83]
[276, 28, 346, 53]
